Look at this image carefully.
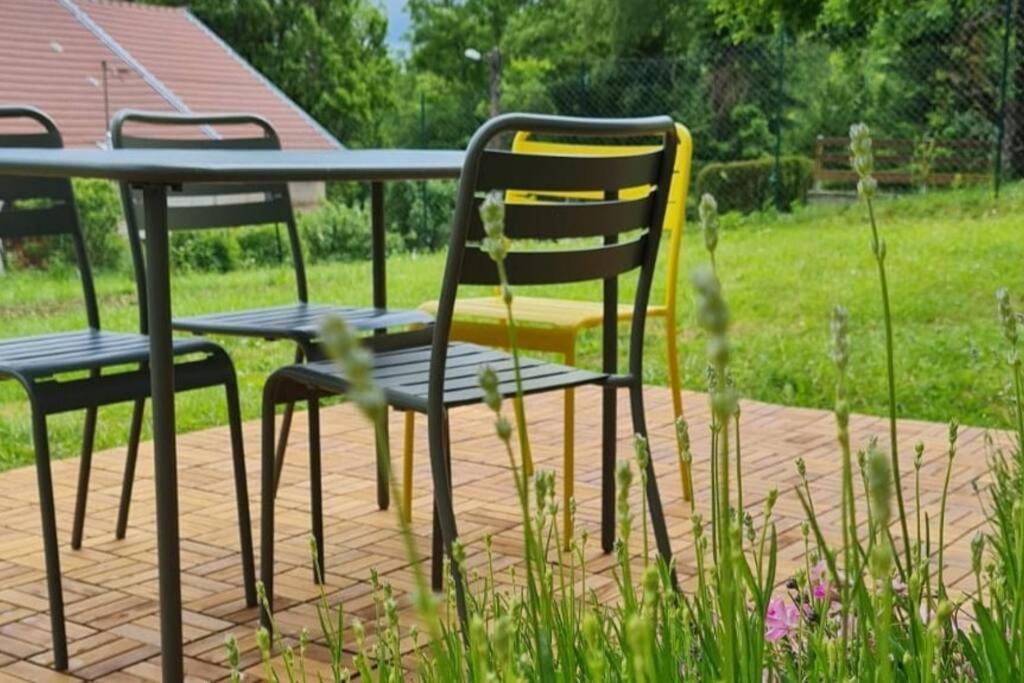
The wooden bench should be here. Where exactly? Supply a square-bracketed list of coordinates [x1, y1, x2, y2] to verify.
[814, 135, 991, 189]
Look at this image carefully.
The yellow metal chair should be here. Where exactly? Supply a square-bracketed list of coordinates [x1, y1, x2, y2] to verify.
[405, 123, 694, 537]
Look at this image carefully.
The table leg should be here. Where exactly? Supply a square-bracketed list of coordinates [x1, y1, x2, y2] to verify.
[143, 184, 183, 681]
[370, 181, 390, 510]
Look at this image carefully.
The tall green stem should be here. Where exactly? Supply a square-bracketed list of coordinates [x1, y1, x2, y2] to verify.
[865, 196, 912, 572]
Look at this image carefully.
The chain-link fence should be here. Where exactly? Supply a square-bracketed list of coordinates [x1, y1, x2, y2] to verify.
[393, 0, 1021, 206]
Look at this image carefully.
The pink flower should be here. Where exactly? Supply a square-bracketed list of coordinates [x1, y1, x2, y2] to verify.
[810, 560, 833, 601]
[765, 596, 801, 642]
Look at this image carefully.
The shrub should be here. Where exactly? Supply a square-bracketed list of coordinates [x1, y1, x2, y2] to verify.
[70, 178, 125, 270]
[386, 180, 457, 253]
[170, 230, 240, 273]
[696, 156, 814, 214]
[236, 225, 289, 268]
[299, 200, 403, 263]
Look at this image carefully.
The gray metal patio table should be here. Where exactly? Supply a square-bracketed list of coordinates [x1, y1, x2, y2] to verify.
[0, 146, 463, 680]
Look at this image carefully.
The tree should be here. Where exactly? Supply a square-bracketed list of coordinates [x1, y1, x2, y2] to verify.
[143, 0, 397, 147]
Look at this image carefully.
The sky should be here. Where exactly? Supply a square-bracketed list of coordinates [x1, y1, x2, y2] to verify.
[383, 0, 411, 51]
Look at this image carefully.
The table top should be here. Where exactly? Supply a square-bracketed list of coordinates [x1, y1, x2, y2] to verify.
[0, 147, 465, 183]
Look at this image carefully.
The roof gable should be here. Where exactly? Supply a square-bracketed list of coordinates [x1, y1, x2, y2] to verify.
[0, 0, 341, 150]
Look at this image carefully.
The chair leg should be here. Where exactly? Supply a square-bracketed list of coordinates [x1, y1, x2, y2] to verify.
[429, 410, 465, 631]
[116, 399, 146, 540]
[601, 382, 617, 553]
[32, 411, 68, 670]
[273, 402, 296, 495]
[225, 378, 257, 608]
[430, 414, 451, 591]
[562, 387, 575, 548]
[665, 316, 692, 502]
[308, 398, 325, 583]
[375, 409, 391, 511]
[260, 383, 278, 630]
[629, 384, 677, 584]
[71, 405, 98, 550]
[402, 411, 415, 524]
[431, 501, 443, 592]
[273, 347, 305, 497]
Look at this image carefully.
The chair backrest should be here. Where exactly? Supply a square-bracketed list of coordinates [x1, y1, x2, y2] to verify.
[0, 106, 100, 329]
[430, 114, 679, 401]
[509, 123, 693, 309]
[109, 110, 307, 330]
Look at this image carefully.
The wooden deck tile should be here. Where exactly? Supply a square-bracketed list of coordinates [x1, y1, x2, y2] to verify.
[0, 386, 1005, 680]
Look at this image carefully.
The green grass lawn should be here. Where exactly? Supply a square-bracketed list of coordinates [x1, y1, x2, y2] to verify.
[2, 181, 1023, 472]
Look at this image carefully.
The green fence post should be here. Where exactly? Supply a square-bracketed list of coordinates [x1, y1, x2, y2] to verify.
[420, 91, 428, 242]
[772, 26, 785, 211]
[994, 0, 1013, 198]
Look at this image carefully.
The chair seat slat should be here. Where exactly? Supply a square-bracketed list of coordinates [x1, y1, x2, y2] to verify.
[296, 342, 605, 412]
[383, 356, 549, 392]
[0, 330, 215, 379]
[172, 303, 432, 338]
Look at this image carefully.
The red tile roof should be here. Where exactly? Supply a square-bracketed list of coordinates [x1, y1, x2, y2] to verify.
[0, 0, 340, 149]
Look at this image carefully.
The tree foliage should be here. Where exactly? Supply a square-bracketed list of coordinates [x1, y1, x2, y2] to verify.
[147, 0, 396, 147]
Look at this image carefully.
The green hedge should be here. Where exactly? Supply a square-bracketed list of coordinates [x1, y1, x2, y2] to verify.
[696, 156, 814, 214]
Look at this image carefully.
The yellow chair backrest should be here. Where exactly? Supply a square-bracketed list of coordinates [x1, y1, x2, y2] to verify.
[509, 123, 693, 303]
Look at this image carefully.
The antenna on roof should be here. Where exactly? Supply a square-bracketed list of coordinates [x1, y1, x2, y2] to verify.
[99, 60, 131, 142]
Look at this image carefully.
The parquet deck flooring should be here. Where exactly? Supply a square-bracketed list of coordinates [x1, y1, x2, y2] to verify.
[0, 386, 1004, 681]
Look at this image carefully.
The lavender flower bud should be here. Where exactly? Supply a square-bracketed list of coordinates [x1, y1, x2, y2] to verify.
[225, 633, 241, 680]
[692, 266, 729, 337]
[495, 414, 512, 442]
[865, 442, 892, 530]
[971, 532, 984, 574]
[997, 288, 1018, 345]
[480, 192, 509, 263]
[477, 365, 501, 413]
[321, 316, 384, 419]
[633, 433, 650, 470]
[849, 123, 878, 199]
[830, 304, 849, 373]
[255, 626, 271, 654]
[849, 124, 874, 173]
[675, 416, 692, 464]
[699, 193, 719, 256]
[480, 191, 504, 234]
[857, 175, 878, 199]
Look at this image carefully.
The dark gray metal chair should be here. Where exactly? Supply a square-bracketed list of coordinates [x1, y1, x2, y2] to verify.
[0, 106, 255, 670]
[258, 113, 679, 627]
[109, 110, 431, 514]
